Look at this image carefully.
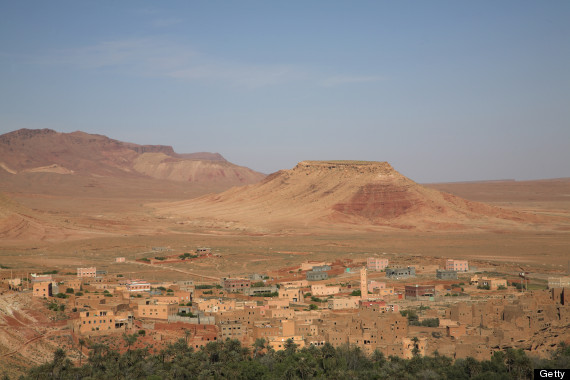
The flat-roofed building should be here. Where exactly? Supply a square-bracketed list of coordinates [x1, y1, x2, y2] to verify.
[367, 257, 389, 271]
[385, 267, 415, 279]
[481, 277, 507, 290]
[279, 288, 304, 303]
[125, 280, 151, 292]
[219, 320, 245, 340]
[405, 285, 436, 300]
[31, 274, 53, 282]
[280, 280, 308, 289]
[548, 277, 570, 289]
[136, 299, 178, 320]
[446, 259, 469, 272]
[267, 335, 305, 351]
[306, 271, 328, 281]
[222, 278, 251, 292]
[244, 285, 278, 296]
[436, 269, 458, 280]
[77, 267, 97, 278]
[311, 284, 340, 296]
[327, 297, 359, 310]
[33, 281, 52, 298]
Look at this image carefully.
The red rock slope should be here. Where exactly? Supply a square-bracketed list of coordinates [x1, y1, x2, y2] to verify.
[153, 160, 556, 231]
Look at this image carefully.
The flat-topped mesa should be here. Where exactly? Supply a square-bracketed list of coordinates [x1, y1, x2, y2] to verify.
[294, 160, 396, 176]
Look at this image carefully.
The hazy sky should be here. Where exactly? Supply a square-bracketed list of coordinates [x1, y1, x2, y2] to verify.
[1, 1, 568, 182]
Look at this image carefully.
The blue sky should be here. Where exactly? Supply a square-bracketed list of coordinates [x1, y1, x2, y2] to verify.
[0, 1, 568, 182]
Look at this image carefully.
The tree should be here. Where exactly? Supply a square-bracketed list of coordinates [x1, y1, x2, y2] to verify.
[184, 328, 191, 345]
[253, 338, 266, 358]
[78, 338, 85, 366]
[284, 339, 298, 355]
[123, 332, 139, 353]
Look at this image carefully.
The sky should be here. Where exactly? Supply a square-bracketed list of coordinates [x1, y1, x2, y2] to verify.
[0, 1, 568, 182]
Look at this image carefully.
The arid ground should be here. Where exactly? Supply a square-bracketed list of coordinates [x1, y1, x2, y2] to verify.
[1, 170, 569, 281]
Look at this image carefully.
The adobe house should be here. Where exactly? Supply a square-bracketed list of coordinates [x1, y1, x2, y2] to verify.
[136, 299, 178, 320]
[77, 267, 97, 278]
[327, 297, 359, 310]
[222, 278, 251, 292]
[278, 287, 304, 302]
[32, 281, 52, 298]
[71, 309, 133, 334]
[311, 284, 340, 296]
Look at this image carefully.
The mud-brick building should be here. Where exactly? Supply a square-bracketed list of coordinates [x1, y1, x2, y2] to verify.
[219, 320, 246, 341]
[136, 299, 178, 320]
[32, 281, 52, 298]
[222, 278, 251, 292]
[71, 309, 133, 335]
[327, 297, 359, 310]
[551, 287, 569, 305]
[311, 284, 340, 296]
[77, 267, 97, 278]
[278, 287, 304, 302]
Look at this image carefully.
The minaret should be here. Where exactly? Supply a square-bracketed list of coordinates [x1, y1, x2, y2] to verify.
[360, 267, 367, 300]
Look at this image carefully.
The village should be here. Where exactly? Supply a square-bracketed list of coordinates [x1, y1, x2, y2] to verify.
[2, 248, 570, 366]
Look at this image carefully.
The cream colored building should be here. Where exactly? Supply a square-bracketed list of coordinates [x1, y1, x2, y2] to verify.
[311, 284, 340, 296]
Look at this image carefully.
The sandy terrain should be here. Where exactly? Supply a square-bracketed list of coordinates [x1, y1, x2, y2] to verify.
[0, 140, 568, 282]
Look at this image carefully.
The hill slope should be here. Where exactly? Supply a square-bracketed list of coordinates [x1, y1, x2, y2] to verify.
[0, 129, 264, 186]
[153, 160, 558, 232]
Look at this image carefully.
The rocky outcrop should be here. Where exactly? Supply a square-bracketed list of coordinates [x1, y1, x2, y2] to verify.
[154, 160, 551, 231]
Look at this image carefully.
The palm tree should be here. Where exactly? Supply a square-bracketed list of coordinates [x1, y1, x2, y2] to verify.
[253, 338, 266, 358]
[78, 338, 86, 366]
[284, 338, 298, 355]
[184, 328, 191, 345]
[123, 332, 138, 353]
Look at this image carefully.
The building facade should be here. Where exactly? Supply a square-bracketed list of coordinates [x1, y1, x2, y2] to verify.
[77, 267, 97, 278]
[446, 259, 469, 272]
[367, 258, 389, 271]
[385, 267, 415, 279]
[436, 269, 458, 280]
[404, 285, 436, 300]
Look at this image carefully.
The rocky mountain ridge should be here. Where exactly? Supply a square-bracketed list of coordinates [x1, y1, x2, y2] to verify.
[0, 128, 264, 185]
